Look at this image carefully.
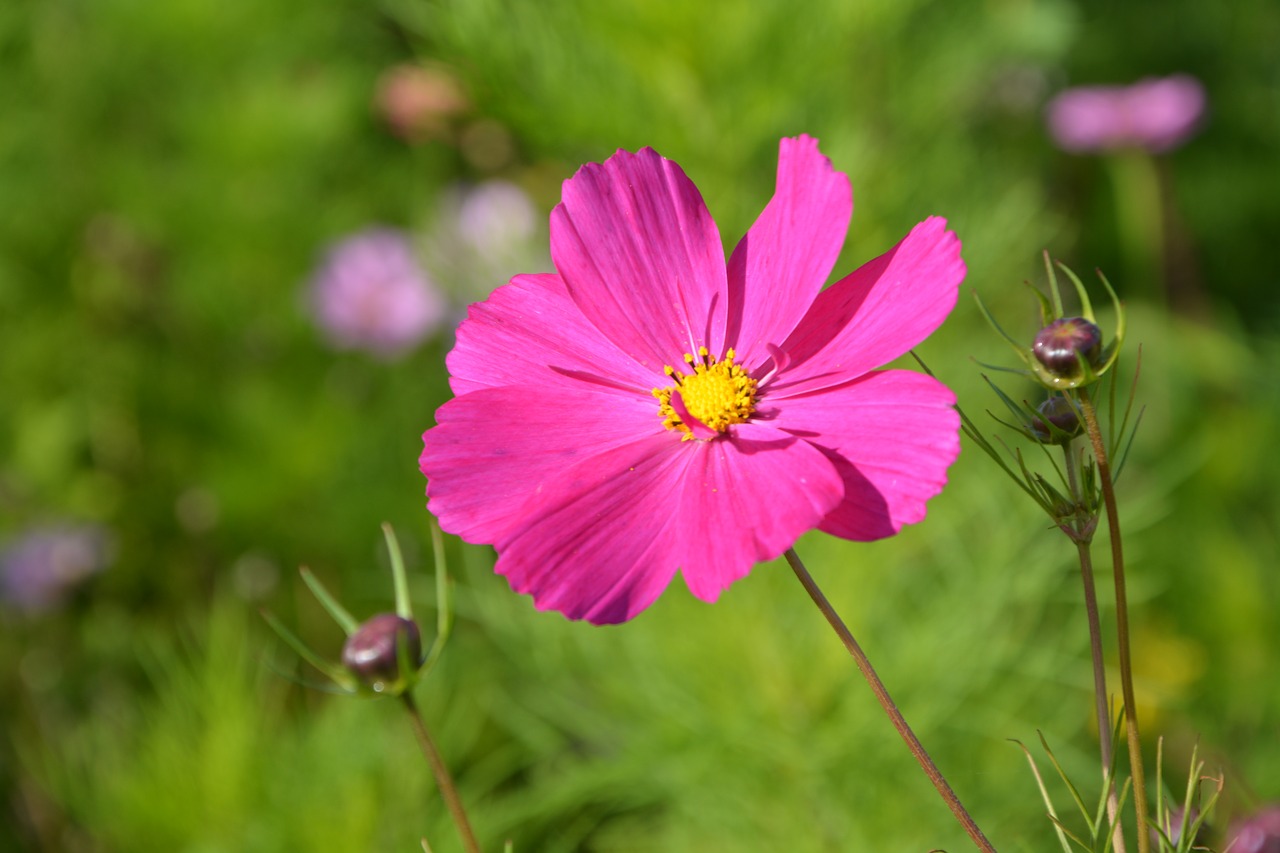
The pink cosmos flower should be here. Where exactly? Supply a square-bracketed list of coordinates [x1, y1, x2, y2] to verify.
[1046, 74, 1206, 153]
[420, 136, 964, 624]
[310, 228, 446, 359]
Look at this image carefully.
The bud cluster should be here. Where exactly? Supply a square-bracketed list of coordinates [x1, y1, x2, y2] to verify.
[263, 523, 450, 699]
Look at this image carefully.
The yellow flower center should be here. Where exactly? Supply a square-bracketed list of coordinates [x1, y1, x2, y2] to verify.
[652, 347, 758, 440]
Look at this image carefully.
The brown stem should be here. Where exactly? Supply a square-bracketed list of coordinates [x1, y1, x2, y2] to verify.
[1078, 387, 1149, 853]
[784, 548, 997, 853]
[402, 691, 483, 853]
[1063, 449, 1126, 853]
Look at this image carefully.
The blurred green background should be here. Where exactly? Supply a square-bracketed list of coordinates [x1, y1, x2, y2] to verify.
[3, 0, 1279, 850]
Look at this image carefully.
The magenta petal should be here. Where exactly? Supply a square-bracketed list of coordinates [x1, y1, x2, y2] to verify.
[676, 422, 843, 602]
[447, 273, 656, 396]
[492, 434, 687, 624]
[421, 385, 658, 545]
[770, 370, 960, 540]
[726, 135, 852, 369]
[550, 148, 729, 371]
[772, 217, 965, 396]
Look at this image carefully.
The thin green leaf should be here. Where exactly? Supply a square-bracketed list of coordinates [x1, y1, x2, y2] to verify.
[422, 519, 453, 675]
[1001, 441, 1056, 513]
[1176, 742, 1203, 852]
[1098, 268, 1125, 343]
[1183, 769, 1224, 852]
[975, 357, 1035, 377]
[1045, 813, 1094, 852]
[300, 566, 360, 636]
[1056, 261, 1096, 324]
[430, 518, 451, 645]
[1111, 346, 1144, 462]
[1011, 739, 1075, 853]
[973, 290, 1033, 358]
[1112, 407, 1145, 484]
[1155, 736, 1168, 850]
[1037, 731, 1094, 824]
[1039, 251, 1059, 320]
[1090, 766, 1116, 849]
[260, 608, 353, 686]
[382, 523, 413, 621]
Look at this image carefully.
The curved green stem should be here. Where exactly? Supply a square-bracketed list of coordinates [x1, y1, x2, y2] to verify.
[402, 691, 482, 853]
[784, 548, 997, 853]
[1077, 387, 1149, 853]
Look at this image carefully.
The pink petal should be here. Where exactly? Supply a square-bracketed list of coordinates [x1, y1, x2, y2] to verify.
[447, 273, 656, 396]
[421, 384, 659, 545]
[550, 148, 729, 372]
[725, 135, 852, 370]
[770, 217, 965, 397]
[768, 370, 960, 540]
[492, 434, 689, 624]
[676, 422, 844, 602]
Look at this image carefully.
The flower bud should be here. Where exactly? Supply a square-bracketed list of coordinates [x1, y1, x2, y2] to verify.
[1033, 317, 1103, 378]
[1030, 396, 1082, 444]
[342, 613, 423, 692]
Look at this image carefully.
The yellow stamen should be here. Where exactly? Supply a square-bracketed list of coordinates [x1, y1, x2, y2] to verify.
[652, 347, 758, 440]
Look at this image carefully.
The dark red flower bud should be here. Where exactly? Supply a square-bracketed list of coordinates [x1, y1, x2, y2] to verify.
[1031, 396, 1082, 443]
[1033, 317, 1103, 378]
[342, 613, 423, 691]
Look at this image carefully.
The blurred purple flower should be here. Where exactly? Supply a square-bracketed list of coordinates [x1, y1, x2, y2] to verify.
[1227, 804, 1280, 853]
[1, 525, 112, 613]
[1046, 74, 1206, 153]
[310, 229, 446, 358]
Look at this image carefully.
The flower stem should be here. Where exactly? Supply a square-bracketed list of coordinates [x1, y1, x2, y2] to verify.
[784, 548, 997, 853]
[1063, 449, 1126, 853]
[1105, 152, 1165, 304]
[401, 691, 483, 853]
[1077, 387, 1149, 853]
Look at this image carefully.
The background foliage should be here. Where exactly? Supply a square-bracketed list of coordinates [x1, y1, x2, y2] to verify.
[2, 0, 1278, 850]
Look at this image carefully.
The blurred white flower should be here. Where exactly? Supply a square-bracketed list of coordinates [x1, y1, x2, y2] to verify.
[428, 180, 547, 303]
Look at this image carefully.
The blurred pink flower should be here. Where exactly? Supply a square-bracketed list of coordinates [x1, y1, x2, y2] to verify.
[374, 64, 469, 143]
[420, 136, 964, 624]
[1228, 805, 1280, 853]
[310, 229, 446, 358]
[1046, 74, 1206, 153]
[1, 524, 112, 613]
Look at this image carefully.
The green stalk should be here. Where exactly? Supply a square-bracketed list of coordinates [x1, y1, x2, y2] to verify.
[784, 548, 997, 852]
[1105, 152, 1164, 303]
[1063, 449, 1125, 853]
[402, 691, 483, 853]
[1077, 387, 1149, 853]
